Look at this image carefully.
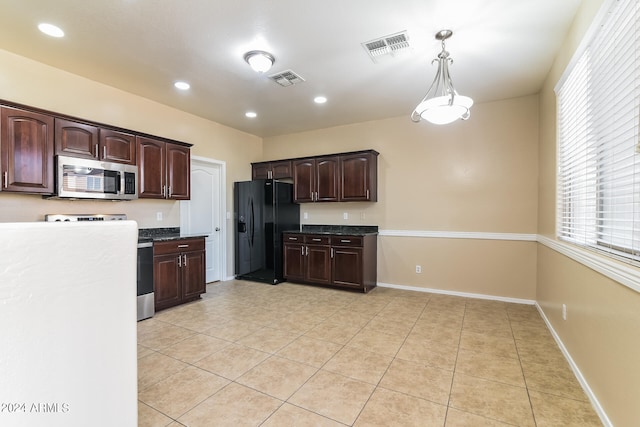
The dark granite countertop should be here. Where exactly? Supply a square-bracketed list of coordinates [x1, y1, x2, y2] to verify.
[139, 227, 207, 242]
[285, 225, 378, 236]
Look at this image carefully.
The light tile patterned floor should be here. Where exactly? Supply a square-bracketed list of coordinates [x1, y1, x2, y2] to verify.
[138, 280, 602, 426]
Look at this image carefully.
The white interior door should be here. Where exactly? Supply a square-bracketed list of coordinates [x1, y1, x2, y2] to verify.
[180, 157, 225, 283]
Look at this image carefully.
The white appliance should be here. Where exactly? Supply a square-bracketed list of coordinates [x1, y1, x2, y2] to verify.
[0, 220, 138, 427]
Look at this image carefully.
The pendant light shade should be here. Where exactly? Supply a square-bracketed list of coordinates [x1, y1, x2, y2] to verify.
[411, 30, 473, 125]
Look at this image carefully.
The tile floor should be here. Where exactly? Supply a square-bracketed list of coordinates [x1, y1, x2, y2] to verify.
[138, 280, 602, 426]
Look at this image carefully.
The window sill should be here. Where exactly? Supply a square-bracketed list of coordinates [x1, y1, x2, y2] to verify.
[538, 235, 640, 293]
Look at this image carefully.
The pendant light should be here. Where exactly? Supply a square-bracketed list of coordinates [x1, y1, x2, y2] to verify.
[411, 30, 473, 125]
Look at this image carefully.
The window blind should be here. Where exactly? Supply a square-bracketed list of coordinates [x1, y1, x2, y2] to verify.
[556, 0, 640, 263]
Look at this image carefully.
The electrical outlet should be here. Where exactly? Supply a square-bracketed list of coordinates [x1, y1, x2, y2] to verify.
[416, 265, 422, 273]
[156, 212, 163, 221]
[343, 212, 348, 220]
[303, 212, 308, 220]
[562, 304, 567, 320]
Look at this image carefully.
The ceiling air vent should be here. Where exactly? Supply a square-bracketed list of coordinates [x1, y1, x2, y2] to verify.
[268, 70, 305, 87]
[362, 31, 410, 63]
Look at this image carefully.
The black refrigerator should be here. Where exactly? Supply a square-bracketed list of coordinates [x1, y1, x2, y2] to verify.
[234, 179, 300, 284]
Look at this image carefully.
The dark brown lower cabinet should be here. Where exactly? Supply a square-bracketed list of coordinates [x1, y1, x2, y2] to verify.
[283, 236, 305, 282]
[153, 237, 205, 311]
[304, 236, 332, 285]
[332, 246, 363, 288]
[283, 233, 377, 292]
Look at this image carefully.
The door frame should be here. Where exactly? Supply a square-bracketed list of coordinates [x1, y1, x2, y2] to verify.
[180, 155, 227, 282]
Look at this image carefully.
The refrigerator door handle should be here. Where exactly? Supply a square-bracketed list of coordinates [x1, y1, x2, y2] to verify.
[250, 197, 255, 246]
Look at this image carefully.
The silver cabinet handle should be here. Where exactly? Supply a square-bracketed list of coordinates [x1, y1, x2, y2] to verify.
[168, 186, 172, 198]
[341, 239, 351, 243]
[312, 238, 321, 242]
[301, 246, 304, 256]
[183, 254, 187, 266]
[305, 246, 309, 256]
[331, 248, 334, 258]
[94, 144, 99, 158]
[178, 244, 189, 248]
[103, 145, 107, 159]
[289, 237, 297, 241]
[162, 185, 166, 198]
[2, 171, 7, 189]
[366, 189, 369, 199]
[178, 255, 182, 267]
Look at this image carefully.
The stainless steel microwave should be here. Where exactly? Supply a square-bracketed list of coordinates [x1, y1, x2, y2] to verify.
[55, 155, 138, 200]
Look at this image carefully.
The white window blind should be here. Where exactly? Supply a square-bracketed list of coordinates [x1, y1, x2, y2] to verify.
[556, 0, 640, 263]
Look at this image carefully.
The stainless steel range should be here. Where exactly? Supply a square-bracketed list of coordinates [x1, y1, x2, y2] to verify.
[45, 214, 154, 321]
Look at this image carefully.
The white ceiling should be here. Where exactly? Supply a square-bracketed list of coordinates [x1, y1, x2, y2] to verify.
[0, 0, 583, 137]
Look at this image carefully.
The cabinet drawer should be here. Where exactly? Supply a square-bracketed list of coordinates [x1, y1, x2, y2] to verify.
[154, 238, 205, 255]
[284, 233, 303, 243]
[331, 235, 363, 247]
[305, 235, 331, 245]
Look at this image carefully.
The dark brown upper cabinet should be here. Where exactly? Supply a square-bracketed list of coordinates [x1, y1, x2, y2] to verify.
[55, 118, 136, 165]
[1, 106, 54, 194]
[138, 136, 190, 200]
[252, 160, 292, 180]
[293, 156, 340, 203]
[339, 151, 378, 202]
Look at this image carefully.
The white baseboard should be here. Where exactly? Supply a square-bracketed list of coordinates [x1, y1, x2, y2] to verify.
[535, 303, 612, 427]
[376, 282, 536, 305]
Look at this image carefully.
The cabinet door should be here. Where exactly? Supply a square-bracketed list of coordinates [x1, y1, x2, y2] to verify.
[182, 250, 205, 300]
[283, 243, 305, 281]
[271, 160, 292, 179]
[166, 143, 190, 200]
[100, 129, 136, 165]
[315, 156, 339, 202]
[137, 136, 166, 198]
[54, 118, 99, 159]
[340, 152, 376, 201]
[332, 246, 363, 288]
[1, 107, 54, 194]
[305, 245, 332, 285]
[154, 253, 181, 310]
[293, 159, 315, 202]
[252, 162, 271, 180]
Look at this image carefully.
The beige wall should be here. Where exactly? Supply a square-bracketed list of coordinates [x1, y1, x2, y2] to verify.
[264, 95, 539, 300]
[537, 0, 640, 426]
[0, 48, 262, 276]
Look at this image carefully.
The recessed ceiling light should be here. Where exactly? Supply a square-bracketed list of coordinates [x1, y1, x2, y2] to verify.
[314, 96, 327, 104]
[174, 81, 190, 90]
[245, 111, 257, 118]
[38, 23, 64, 38]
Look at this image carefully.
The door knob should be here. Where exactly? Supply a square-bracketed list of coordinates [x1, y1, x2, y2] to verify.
[215, 227, 220, 231]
